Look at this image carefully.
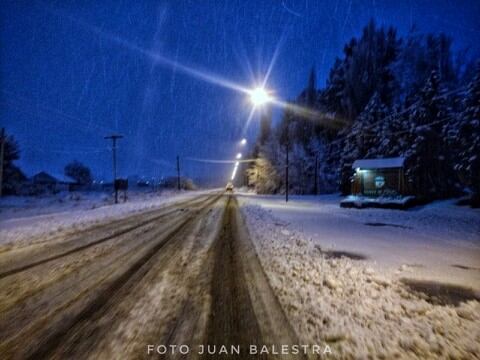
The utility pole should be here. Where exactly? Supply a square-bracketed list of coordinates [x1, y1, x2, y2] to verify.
[0, 128, 5, 197]
[314, 153, 318, 195]
[285, 140, 289, 203]
[176, 155, 181, 191]
[104, 134, 123, 204]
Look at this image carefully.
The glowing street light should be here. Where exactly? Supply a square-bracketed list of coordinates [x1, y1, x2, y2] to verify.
[231, 161, 239, 180]
[236, 153, 242, 159]
[240, 138, 247, 145]
[249, 87, 271, 106]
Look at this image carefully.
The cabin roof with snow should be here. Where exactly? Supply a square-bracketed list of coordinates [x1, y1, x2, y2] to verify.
[352, 157, 405, 170]
[32, 171, 77, 184]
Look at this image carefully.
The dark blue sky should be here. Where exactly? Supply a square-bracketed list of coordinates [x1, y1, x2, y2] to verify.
[2, 0, 479, 184]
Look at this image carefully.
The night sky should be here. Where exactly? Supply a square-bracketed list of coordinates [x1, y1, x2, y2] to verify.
[1, 0, 479, 185]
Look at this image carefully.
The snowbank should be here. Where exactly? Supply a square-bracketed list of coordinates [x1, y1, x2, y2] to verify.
[340, 195, 416, 209]
[239, 195, 480, 358]
[238, 193, 480, 289]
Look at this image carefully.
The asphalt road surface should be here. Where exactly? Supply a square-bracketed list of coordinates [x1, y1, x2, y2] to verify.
[0, 193, 301, 359]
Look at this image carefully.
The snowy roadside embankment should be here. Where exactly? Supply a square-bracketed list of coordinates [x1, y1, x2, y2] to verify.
[0, 190, 216, 247]
[239, 199, 480, 359]
[238, 193, 480, 289]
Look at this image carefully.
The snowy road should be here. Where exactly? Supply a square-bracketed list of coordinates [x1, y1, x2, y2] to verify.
[0, 193, 301, 359]
[1, 192, 479, 359]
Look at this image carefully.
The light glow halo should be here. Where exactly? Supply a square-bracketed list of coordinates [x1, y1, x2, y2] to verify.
[249, 87, 272, 106]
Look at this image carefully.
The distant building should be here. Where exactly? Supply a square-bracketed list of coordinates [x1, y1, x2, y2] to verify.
[350, 157, 407, 197]
[31, 171, 77, 193]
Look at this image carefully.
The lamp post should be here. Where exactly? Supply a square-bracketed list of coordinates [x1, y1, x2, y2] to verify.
[244, 86, 273, 191]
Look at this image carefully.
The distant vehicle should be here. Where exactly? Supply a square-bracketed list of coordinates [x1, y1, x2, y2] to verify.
[136, 180, 150, 188]
[225, 182, 234, 192]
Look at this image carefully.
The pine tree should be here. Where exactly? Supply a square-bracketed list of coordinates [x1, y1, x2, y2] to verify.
[64, 160, 93, 185]
[301, 67, 317, 107]
[448, 63, 480, 204]
[247, 134, 282, 194]
[288, 143, 309, 194]
[335, 20, 400, 122]
[258, 107, 272, 147]
[307, 137, 337, 194]
[394, 30, 456, 102]
[341, 93, 388, 162]
[323, 58, 347, 118]
[2, 134, 26, 195]
[292, 68, 319, 147]
[375, 104, 410, 157]
[337, 93, 389, 193]
[404, 70, 452, 199]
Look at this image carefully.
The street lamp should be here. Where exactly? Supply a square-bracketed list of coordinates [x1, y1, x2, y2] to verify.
[249, 87, 272, 106]
[231, 161, 239, 181]
[240, 138, 247, 145]
[236, 153, 242, 159]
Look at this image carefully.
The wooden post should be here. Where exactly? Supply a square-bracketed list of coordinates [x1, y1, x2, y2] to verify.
[104, 134, 123, 204]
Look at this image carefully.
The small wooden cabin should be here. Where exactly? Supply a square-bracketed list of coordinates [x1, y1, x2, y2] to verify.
[351, 157, 407, 197]
[32, 172, 77, 193]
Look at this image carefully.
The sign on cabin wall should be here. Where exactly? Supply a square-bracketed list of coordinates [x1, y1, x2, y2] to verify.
[361, 170, 400, 197]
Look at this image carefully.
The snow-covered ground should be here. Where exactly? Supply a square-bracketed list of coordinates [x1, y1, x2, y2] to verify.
[238, 193, 480, 289]
[0, 190, 216, 246]
[238, 192, 480, 358]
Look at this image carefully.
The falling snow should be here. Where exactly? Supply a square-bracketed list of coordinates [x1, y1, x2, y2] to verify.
[2, 1, 479, 186]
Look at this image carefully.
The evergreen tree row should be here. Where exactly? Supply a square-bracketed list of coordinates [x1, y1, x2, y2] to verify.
[247, 20, 480, 206]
